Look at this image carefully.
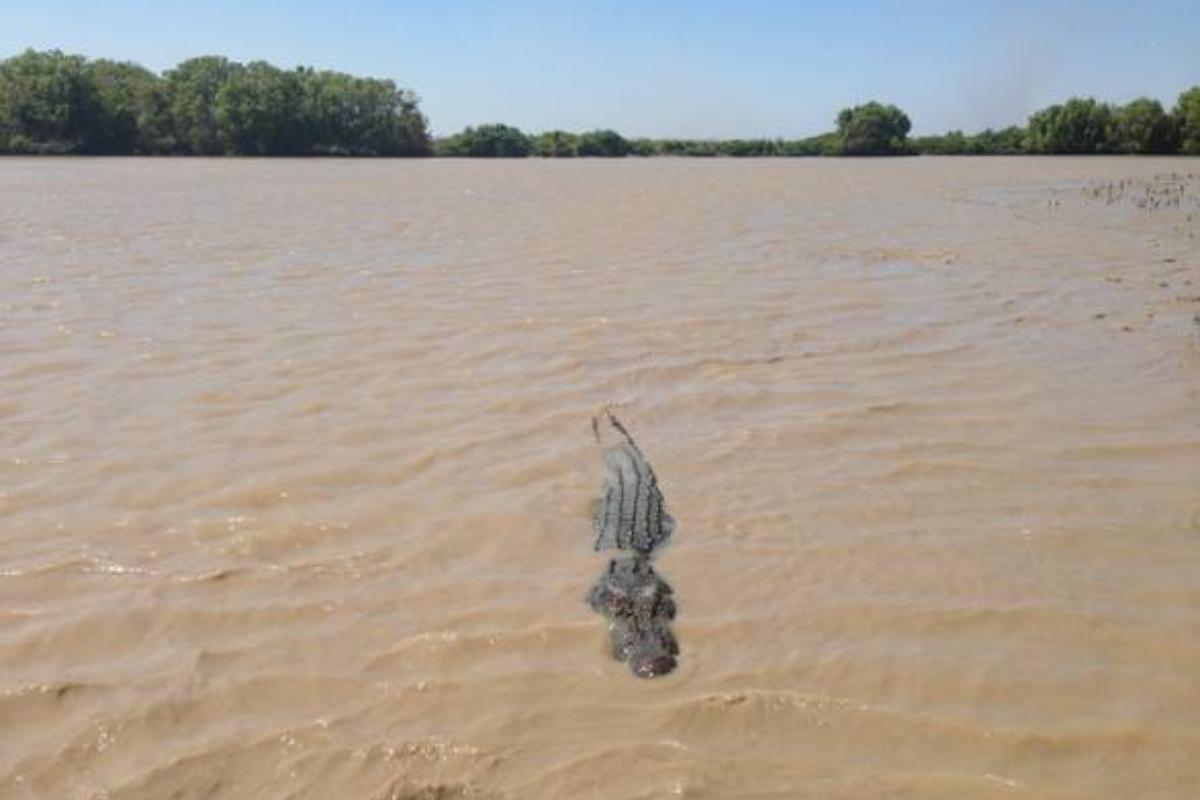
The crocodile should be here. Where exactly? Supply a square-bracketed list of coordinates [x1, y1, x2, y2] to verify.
[587, 410, 680, 678]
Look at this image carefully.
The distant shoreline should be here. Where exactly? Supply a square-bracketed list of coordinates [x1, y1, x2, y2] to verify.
[3, 49, 1198, 158]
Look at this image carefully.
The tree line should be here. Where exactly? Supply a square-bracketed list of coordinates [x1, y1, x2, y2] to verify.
[436, 124, 844, 158]
[3, 49, 1199, 158]
[0, 49, 430, 155]
[915, 94, 1200, 156]
[439, 93, 1200, 157]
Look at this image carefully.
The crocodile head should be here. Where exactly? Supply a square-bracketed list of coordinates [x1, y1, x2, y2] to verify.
[588, 556, 678, 678]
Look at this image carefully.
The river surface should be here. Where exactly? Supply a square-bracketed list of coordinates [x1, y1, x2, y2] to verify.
[2, 157, 1198, 800]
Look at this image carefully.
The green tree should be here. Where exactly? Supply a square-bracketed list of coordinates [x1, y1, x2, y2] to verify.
[1112, 97, 1177, 154]
[165, 56, 240, 154]
[300, 69, 363, 154]
[911, 130, 968, 155]
[134, 80, 177, 153]
[438, 123, 530, 157]
[0, 49, 99, 153]
[533, 129, 578, 157]
[627, 138, 657, 156]
[576, 129, 629, 156]
[1175, 86, 1200, 155]
[1027, 97, 1116, 154]
[652, 139, 689, 156]
[0, 49, 430, 156]
[971, 126, 1027, 154]
[683, 140, 719, 156]
[779, 133, 838, 156]
[214, 61, 304, 154]
[288, 69, 429, 156]
[342, 77, 428, 156]
[86, 58, 162, 153]
[909, 127, 1033, 155]
[835, 102, 911, 155]
[719, 139, 779, 156]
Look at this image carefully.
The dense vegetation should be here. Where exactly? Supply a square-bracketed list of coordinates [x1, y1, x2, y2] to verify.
[835, 102, 911, 155]
[0, 49, 429, 155]
[436, 123, 531, 157]
[917, 94, 1197, 156]
[436, 90, 1200, 158]
[1179, 87, 1200, 155]
[910, 126, 1029, 155]
[434, 127, 841, 158]
[4, 49, 1199, 158]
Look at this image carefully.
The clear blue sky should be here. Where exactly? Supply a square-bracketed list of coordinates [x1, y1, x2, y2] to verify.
[2, 0, 1198, 137]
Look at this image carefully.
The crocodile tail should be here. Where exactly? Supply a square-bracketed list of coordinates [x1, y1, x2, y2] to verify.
[590, 410, 675, 554]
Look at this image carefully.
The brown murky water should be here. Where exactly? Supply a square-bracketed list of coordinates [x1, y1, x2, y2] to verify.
[2, 157, 1199, 800]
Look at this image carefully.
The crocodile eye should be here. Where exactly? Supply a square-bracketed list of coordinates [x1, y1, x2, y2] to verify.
[611, 593, 632, 615]
[658, 597, 677, 619]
